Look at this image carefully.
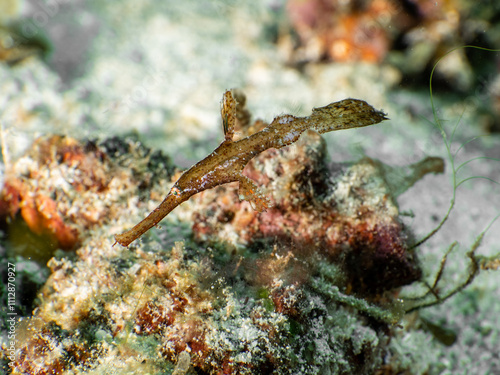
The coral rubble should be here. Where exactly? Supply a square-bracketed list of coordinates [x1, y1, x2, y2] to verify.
[191, 128, 426, 294]
[285, 0, 500, 71]
[1, 93, 445, 374]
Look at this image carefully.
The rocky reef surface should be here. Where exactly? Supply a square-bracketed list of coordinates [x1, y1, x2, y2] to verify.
[0, 1, 499, 374]
[1, 122, 441, 373]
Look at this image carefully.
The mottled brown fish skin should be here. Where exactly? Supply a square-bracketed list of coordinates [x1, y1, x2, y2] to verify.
[114, 92, 387, 247]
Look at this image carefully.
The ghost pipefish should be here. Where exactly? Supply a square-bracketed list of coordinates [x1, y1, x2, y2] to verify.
[113, 90, 387, 247]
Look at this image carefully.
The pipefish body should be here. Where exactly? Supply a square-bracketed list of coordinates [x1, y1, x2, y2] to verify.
[114, 90, 387, 247]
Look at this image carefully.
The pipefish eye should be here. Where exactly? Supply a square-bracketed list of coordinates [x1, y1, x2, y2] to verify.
[171, 187, 181, 196]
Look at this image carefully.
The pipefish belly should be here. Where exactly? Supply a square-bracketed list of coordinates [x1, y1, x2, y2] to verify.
[114, 90, 387, 247]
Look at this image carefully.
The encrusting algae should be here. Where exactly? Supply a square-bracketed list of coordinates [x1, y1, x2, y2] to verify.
[114, 89, 387, 247]
[1, 90, 449, 374]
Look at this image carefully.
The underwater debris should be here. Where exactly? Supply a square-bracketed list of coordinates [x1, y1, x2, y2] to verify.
[0, 135, 173, 260]
[171, 351, 191, 375]
[284, 0, 500, 93]
[114, 89, 387, 247]
[397, 47, 500, 315]
[0, 135, 107, 252]
[192, 149, 434, 294]
[286, 0, 394, 63]
[12, 320, 102, 374]
[0, 24, 47, 65]
[6, 87, 490, 375]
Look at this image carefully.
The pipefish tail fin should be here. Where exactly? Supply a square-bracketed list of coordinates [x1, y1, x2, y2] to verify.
[309, 99, 388, 134]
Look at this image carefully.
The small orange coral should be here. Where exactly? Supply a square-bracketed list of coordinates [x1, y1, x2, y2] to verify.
[0, 136, 111, 250]
[0, 135, 173, 254]
[285, 0, 474, 69]
[286, 0, 395, 62]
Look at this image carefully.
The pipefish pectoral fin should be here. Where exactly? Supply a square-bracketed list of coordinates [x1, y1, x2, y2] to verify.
[309, 99, 388, 134]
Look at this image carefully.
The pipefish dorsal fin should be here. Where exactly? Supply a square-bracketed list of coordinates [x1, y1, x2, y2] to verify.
[221, 90, 237, 142]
